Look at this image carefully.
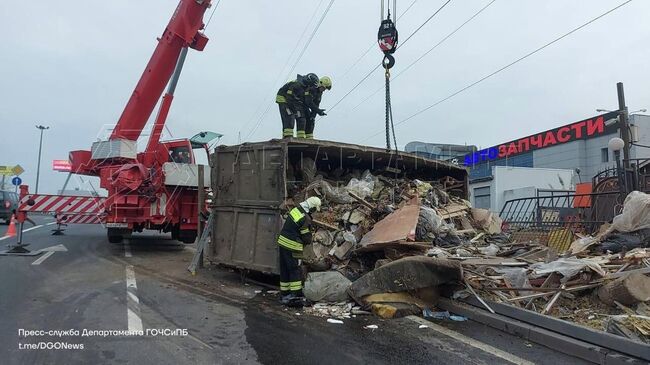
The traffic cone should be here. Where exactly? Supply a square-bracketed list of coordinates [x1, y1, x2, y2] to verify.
[5, 214, 17, 237]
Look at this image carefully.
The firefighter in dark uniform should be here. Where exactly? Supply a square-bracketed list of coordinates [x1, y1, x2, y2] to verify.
[276, 74, 319, 138]
[303, 76, 332, 139]
[277, 196, 322, 306]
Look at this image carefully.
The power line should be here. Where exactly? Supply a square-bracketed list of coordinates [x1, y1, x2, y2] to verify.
[400, 0, 452, 46]
[328, 0, 453, 114]
[361, 0, 634, 143]
[349, 0, 497, 113]
[237, 0, 326, 136]
[204, 0, 223, 30]
[246, 0, 336, 140]
[340, 0, 419, 79]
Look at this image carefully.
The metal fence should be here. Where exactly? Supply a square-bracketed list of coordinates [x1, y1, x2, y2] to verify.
[499, 191, 622, 252]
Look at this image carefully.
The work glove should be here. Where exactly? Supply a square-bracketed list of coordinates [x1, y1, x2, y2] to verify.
[316, 109, 327, 116]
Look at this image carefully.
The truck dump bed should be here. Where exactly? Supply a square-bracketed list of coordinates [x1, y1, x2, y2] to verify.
[208, 138, 468, 274]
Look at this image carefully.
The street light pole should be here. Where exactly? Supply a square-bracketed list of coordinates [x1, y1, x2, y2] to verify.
[35, 125, 50, 194]
[616, 82, 631, 169]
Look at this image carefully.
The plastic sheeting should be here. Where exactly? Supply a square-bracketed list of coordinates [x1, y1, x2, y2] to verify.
[304, 271, 352, 302]
[346, 170, 375, 199]
[529, 257, 607, 281]
[610, 191, 650, 233]
[416, 207, 451, 241]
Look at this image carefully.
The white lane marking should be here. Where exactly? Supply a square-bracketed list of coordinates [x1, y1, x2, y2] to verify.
[46, 222, 57, 226]
[407, 316, 535, 365]
[124, 242, 132, 258]
[126, 265, 143, 332]
[23, 224, 44, 232]
[31, 251, 55, 265]
[31, 245, 67, 265]
[1, 223, 48, 241]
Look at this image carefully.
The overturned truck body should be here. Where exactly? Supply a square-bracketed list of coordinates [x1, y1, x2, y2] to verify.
[208, 138, 468, 274]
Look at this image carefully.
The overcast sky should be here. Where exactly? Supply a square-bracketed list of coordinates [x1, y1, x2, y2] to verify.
[1, 0, 649, 194]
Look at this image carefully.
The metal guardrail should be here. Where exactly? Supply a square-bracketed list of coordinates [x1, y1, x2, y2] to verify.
[499, 191, 622, 251]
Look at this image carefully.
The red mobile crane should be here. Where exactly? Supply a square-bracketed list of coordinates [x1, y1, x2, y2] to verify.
[62, 0, 215, 243]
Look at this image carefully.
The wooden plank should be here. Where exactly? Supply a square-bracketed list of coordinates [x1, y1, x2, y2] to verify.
[347, 191, 375, 210]
[312, 219, 339, 231]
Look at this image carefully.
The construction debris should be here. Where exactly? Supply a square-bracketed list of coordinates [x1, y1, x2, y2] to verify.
[293, 163, 650, 344]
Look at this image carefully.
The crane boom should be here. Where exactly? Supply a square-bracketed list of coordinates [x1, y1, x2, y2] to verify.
[110, 0, 211, 141]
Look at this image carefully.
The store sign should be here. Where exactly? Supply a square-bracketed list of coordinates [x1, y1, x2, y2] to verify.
[53, 159, 72, 172]
[464, 112, 619, 166]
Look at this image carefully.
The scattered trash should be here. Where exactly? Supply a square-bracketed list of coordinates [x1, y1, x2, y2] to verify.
[422, 309, 467, 322]
[364, 324, 379, 330]
[327, 318, 344, 324]
[418, 324, 429, 329]
[254, 290, 262, 294]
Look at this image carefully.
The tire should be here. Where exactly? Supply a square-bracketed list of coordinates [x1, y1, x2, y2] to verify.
[107, 228, 130, 243]
[171, 225, 180, 240]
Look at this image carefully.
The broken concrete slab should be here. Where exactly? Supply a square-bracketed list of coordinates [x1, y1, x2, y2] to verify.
[348, 256, 462, 304]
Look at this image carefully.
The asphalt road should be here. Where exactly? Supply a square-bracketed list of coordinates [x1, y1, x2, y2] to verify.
[0, 217, 589, 365]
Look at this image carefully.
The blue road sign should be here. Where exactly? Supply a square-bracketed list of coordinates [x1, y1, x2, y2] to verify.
[11, 176, 22, 186]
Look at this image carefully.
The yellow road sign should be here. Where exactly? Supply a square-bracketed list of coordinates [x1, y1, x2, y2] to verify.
[12, 165, 24, 176]
[0, 165, 24, 176]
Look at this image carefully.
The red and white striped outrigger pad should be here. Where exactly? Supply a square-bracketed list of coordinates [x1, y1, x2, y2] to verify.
[19, 194, 106, 224]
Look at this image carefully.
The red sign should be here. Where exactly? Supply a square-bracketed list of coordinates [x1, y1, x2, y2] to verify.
[464, 112, 619, 166]
[52, 160, 72, 172]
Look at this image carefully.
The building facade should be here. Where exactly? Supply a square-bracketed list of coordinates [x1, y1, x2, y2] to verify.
[463, 113, 650, 185]
[469, 166, 575, 213]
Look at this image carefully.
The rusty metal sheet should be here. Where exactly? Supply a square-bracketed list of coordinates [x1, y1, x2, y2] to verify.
[359, 203, 420, 250]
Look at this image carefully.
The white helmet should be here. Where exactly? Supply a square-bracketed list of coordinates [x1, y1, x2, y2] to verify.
[301, 196, 322, 212]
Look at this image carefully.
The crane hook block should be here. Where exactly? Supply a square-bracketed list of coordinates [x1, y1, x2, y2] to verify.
[377, 18, 398, 55]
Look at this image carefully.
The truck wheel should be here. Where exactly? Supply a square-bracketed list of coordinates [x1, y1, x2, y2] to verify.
[179, 230, 197, 244]
[107, 228, 130, 243]
[171, 225, 180, 240]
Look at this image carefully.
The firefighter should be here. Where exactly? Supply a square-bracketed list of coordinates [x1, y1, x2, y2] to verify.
[303, 76, 332, 139]
[276, 74, 319, 138]
[277, 196, 321, 306]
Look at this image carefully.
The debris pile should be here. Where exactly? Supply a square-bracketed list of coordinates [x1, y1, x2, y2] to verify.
[289, 163, 650, 344]
[459, 191, 650, 343]
[287, 167, 506, 318]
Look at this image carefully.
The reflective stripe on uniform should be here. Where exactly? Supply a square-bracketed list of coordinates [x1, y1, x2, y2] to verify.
[305, 134, 314, 139]
[289, 208, 305, 223]
[289, 281, 302, 290]
[296, 130, 306, 138]
[283, 128, 293, 137]
[278, 235, 303, 251]
[280, 282, 290, 290]
[276, 95, 286, 103]
[300, 228, 310, 235]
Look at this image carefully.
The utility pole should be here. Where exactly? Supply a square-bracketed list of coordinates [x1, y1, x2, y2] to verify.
[35, 125, 50, 194]
[617, 82, 630, 168]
